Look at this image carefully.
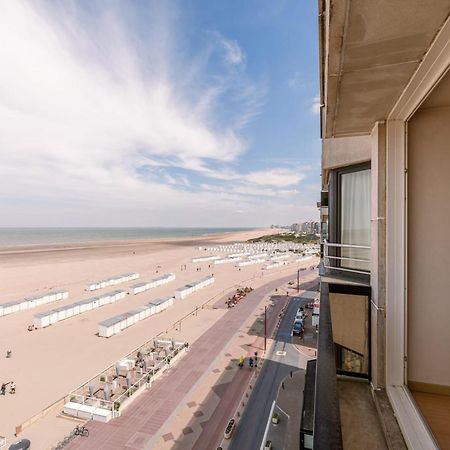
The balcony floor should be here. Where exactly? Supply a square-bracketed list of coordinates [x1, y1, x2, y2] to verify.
[337, 377, 387, 450]
[411, 390, 450, 450]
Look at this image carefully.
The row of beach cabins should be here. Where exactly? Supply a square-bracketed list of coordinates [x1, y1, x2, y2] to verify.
[32, 273, 178, 330]
[87, 273, 140, 291]
[0, 290, 69, 317]
[201, 242, 308, 253]
[192, 250, 313, 271]
[0, 269, 216, 333]
[97, 275, 215, 337]
[33, 290, 127, 328]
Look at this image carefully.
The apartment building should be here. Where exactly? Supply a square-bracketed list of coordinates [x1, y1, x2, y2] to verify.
[307, 2, 450, 449]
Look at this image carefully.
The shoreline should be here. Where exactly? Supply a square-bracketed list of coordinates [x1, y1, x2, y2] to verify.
[0, 228, 273, 257]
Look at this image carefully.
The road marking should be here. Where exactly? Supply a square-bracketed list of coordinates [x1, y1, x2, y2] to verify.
[260, 400, 276, 450]
[276, 351, 286, 356]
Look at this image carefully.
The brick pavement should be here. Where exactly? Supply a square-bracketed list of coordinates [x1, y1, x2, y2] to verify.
[66, 272, 315, 450]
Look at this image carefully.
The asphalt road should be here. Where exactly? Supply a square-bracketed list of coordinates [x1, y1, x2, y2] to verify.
[229, 294, 311, 450]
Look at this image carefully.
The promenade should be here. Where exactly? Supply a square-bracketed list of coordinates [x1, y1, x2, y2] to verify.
[66, 269, 318, 450]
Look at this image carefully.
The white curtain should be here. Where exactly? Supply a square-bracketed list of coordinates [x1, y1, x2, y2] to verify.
[340, 169, 371, 270]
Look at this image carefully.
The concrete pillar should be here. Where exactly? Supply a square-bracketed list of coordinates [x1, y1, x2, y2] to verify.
[370, 121, 387, 388]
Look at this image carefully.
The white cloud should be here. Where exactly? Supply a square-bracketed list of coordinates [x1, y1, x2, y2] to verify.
[217, 35, 245, 66]
[310, 95, 321, 115]
[0, 1, 316, 227]
[245, 168, 306, 187]
[288, 72, 305, 90]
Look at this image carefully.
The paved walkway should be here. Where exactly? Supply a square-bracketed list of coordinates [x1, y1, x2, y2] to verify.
[66, 273, 307, 450]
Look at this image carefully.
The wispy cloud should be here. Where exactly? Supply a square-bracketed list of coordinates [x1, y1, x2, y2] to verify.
[216, 34, 246, 67]
[310, 95, 321, 115]
[0, 0, 316, 227]
[245, 168, 305, 187]
[288, 72, 305, 90]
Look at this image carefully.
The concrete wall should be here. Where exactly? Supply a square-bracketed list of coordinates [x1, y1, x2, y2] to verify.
[407, 105, 450, 387]
[322, 135, 371, 189]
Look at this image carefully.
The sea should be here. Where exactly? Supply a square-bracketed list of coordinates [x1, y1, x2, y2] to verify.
[0, 227, 255, 248]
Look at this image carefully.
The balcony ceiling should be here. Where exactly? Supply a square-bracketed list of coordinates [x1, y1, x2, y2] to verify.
[322, 0, 450, 138]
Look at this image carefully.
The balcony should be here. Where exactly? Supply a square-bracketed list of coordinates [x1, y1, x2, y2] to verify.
[311, 281, 393, 450]
[321, 241, 371, 287]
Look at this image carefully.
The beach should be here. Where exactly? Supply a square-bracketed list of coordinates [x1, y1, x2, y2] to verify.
[0, 227, 316, 448]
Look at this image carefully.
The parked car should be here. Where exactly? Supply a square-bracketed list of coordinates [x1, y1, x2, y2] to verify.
[293, 319, 304, 335]
[295, 307, 305, 321]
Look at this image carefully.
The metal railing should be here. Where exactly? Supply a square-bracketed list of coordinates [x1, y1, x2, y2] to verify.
[69, 339, 187, 415]
[323, 241, 370, 275]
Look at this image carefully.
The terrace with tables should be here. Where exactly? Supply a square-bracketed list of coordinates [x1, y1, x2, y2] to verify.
[64, 338, 188, 423]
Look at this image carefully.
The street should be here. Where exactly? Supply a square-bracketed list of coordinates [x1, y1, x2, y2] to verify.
[228, 294, 312, 450]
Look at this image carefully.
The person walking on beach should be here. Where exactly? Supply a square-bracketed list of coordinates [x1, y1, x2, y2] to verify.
[10, 381, 15, 394]
[1, 383, 6, 395]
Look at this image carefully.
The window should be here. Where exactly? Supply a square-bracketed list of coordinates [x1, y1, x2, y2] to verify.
[328, 163, 371, 272]
[340, 168, 371, 271]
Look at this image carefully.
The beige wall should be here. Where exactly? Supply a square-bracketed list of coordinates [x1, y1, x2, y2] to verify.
[407, 105, 450, 387]
[322, 135, 371, 189]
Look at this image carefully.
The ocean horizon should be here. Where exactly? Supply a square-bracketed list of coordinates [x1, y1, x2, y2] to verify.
[0, 227, 258, 248]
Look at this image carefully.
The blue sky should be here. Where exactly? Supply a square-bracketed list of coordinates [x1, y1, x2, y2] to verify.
[0, 0, 320, 227]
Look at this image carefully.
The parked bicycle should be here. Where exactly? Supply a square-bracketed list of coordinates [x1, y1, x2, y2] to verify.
[52, 424, 89, 449]
[74, 425, 89, 437]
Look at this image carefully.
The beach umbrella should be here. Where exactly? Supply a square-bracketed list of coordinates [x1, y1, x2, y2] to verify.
[8, 439, 31, 450]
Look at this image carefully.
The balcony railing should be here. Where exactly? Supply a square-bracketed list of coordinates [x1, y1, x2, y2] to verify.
[323, 241, 370, 275]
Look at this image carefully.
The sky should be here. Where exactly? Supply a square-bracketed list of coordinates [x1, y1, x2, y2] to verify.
[0, 0, 320, 228]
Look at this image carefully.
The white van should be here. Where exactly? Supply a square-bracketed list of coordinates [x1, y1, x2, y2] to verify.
[295, 308, 305, 321]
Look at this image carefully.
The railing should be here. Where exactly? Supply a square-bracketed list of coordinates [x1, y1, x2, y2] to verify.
[323, 241, 370, 275]
[69, 339, 187, 415]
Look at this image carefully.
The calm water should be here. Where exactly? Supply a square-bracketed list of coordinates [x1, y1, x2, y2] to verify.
[0, 227, 255, 248]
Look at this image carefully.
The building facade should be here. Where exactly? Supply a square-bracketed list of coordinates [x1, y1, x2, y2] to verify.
[310, 1, 450, 449]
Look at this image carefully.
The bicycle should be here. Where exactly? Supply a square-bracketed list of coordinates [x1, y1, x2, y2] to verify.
[74, 425, 89, 437]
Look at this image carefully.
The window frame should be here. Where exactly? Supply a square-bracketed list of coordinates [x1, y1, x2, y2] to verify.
[328, 162, 371, 272]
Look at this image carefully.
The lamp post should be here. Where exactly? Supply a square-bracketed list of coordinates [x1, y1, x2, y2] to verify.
[297, 269, 300, 292]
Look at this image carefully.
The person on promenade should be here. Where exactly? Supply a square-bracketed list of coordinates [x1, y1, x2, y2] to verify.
[239, 356, 245, 368]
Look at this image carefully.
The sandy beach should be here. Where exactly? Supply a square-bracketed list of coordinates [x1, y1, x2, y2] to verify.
[0, 227, 318, 447]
